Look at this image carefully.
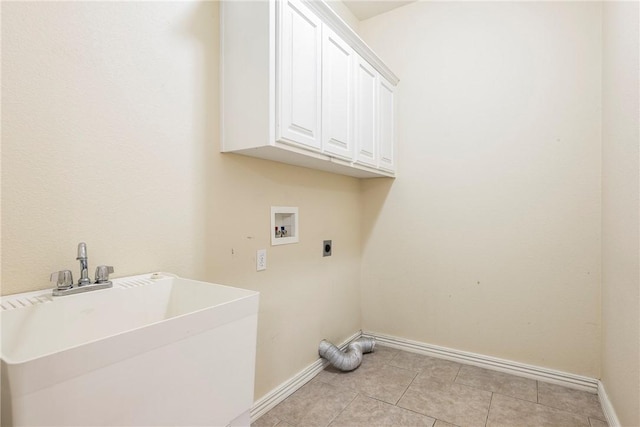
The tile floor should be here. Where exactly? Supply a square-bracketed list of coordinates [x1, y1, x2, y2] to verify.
[252, 346, 608, 427]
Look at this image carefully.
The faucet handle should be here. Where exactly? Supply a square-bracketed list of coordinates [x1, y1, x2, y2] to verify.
[50, 270, 73, 290]
[95, 265, 114, 284]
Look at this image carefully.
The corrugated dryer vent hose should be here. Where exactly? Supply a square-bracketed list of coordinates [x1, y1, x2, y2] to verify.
[318, 337, 376, 371]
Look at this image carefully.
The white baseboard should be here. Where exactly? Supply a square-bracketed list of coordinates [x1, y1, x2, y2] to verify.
[364, 331, 599, 393]
[251, 330, 604, 423]
[597, 381, 621, 427]
[250, 330, 362, 423]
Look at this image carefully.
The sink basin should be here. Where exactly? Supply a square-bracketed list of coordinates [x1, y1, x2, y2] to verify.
[1, 273, 259, 426]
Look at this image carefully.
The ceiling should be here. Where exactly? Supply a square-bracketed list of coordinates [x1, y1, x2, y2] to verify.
[342, 0, 416, 21]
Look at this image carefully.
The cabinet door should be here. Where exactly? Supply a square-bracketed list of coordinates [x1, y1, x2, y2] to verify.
[277, 0, 322, 151]
[354, 57, 377, 167]
[322, 24, 354, 160]
[378, 77, 395, 172]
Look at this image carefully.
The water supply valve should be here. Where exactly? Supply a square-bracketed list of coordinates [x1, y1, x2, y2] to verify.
[50, 270, 74, 290]
[95, 265, 114, 284]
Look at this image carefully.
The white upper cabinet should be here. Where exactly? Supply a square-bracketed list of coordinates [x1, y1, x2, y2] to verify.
[220, 0, 399, 178]
[322, 24, 355, 160]
[378, 77, 396, 172]
[354, 57, 378, 167]
[355, 59, 396, 171]
[277, 0, 322, 151]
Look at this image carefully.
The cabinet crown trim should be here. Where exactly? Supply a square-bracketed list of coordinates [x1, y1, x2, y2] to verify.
[302, 0, 400, 85]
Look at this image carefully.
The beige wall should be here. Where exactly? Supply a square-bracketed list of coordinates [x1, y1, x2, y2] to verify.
[359, 1, 603, 377]
[1, 1, 362, 401]
[4, 0, 638, 416]
[602, 1, 640, 425]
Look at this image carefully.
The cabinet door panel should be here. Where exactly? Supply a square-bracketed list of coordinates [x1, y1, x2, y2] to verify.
[354, 58, 377, 167]
[322, 25, 354, 160]
[378, 78, 395, 172]
[278, 0, 322, 151]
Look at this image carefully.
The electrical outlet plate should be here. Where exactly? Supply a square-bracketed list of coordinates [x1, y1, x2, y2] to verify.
[257, 249, 267, 271]
[323, 240, 332, 257]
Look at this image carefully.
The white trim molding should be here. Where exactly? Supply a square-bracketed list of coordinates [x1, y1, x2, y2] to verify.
[302, 0, 399, 85]
[250, 330, 362, 423]
[597, 381, 621, 427]
[363, 331, 599, 393]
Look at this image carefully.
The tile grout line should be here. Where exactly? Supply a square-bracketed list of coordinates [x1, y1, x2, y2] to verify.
[394, 396, 441, 423]
[324, 391, 359, 427]
[380, 350, 440, 427]
[446, 366, 536, 401]
[484, 392, 495, 427]
[388, 348, 401, 365]
[493, 390, 599, 422]
[388, 360, 448, 427]
[380, 350, 421, 407]
[358, 391, 440, 424]
[452, 363, 463, 384]
[450, 380, 537, 403]
[393, 368, 420, 406]
[536, 383, 606, 422]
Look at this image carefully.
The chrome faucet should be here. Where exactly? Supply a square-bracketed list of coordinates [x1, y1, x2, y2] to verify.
[76, 242, 91, 286]
[51, 242, 114, 296]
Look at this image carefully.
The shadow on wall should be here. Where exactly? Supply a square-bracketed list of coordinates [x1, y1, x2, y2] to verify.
[360, 178, 394, 248]
[175, 1, 220, 280]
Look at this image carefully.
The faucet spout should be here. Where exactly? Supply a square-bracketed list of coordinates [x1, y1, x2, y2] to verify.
[76, 242, 91, 285]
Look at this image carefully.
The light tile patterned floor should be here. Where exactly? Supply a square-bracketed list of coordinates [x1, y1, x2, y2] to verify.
[252, 346, 608, 427]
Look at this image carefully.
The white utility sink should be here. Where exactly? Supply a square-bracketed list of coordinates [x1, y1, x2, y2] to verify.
[1, 273, 259, 426]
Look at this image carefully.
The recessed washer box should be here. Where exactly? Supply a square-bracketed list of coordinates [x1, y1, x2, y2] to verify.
[271, 206, 299, 246]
